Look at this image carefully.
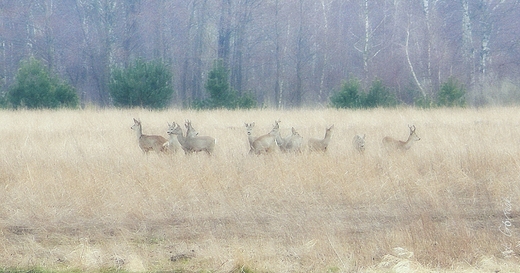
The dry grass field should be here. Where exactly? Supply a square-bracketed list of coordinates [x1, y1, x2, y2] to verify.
[1, 107, 520, 272]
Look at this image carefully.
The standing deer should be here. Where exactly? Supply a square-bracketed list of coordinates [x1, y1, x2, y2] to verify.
[382, 125, 420, 150]
[282, 127, 303, 153]
[308, 125, 334, 152]
[168, 122, 213, 154]
[271, 120, 285, 149]
[352, 134, 366, 153]
[167, 122, 189, 153]
[131, 118, 168, 153]
[251, 120, 281, 154]
[182, 120, 216, 155]
[184, 119, 199, 138]
[163, 122, 182, 153]
[245, 122, 257, 153]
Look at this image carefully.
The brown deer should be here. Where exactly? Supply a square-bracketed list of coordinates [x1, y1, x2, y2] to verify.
[282, 127, 303, 153]
[163, 122, 182, 153]
[183, 120, 216, 155]
[245, 122, 257, 154]
[308, 125, 334, 152]
[251, 120, 281, 155]
[131, 118, 168, 153]
[382, 125, 420, 150]
[167, 121, 215, 155]
[167, 122, 189, 153]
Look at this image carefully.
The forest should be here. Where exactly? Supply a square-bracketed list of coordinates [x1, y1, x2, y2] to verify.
[1, 0, 520, 108]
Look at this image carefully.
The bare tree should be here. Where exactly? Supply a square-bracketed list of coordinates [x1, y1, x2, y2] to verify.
[72, 0, 118, 106]
[2, 0, 520, 108]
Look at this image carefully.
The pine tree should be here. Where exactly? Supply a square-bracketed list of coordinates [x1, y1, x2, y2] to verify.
[109, 59, 174, 108]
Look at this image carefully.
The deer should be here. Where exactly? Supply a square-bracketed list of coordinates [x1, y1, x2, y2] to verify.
[251, 120, 281, 155]
[163, 122, 182, 154]
[168, 122, 215, 154]
[352, 134, 366, 153]
[182, 120, 216, 155]
[184, 119, 199, 138]
[167, 122, 189, 153]
[271, 120, 285, 150]
[382, 125, 420, 151]
[282, 127, 303, 153]
[308, 125, 334, 152]
[245, 122, 257, 153]
[131, 118, 168, 153]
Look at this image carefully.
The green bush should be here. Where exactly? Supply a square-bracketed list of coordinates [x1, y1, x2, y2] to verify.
[7, 57, 79, 109]
[196, 59, 257, 109]
[365, 79, 397, 107]
[414, 95, 434, 108]
[109, 59, 174, 109]
[329, 78, 363, 109]
[205, 59, 232, 108]
[330, 78, 396, 108]
[235, 91, 257, 109]
[437, 77, 466, 107]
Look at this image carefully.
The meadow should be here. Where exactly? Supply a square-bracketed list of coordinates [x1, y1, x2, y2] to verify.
[0, 107, 519, 272]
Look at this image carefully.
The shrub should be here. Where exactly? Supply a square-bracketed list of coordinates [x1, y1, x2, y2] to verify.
[196, 59, 257, 109]
[109, 59, 174, 109]
[235, 91, 257, 109]
[437, 77, 466, 107]
[329, 78, 363, 109]
[414, 95, 434, 108]
[205, 59, 232, 108]
[7, 57, 78, 109]
[330, 78, 396, 108]
[365, 79, 397, 107]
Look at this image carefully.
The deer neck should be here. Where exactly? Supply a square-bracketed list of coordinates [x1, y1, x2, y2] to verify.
[401, 135, 414, 150]
[175, 130, 187, 146]
[323, 131, 332, 145]
[275, 133, 284, 146]
[247, 132, 255, 145]
[168, 133, 177, 145]
[134, 125, 143, 139]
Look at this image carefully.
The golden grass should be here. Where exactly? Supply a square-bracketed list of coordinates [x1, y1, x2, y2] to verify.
[1, 107, 520, 272]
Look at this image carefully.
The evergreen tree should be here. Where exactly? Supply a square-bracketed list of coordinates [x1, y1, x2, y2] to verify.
[364, 79, 396, 108]
[330, 78, 363, 109]
[205, 59, 233, 108]
[196, 59, 257, 109]
[109, 59, 174, 108]
[437, 77, 466, 107]
[7, 57, 78, 109]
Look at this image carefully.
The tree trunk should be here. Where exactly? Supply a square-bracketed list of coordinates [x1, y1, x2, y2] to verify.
[294, 0, 305, 107]
[461, 0, 475, 90]
[218, 0, 231, 67]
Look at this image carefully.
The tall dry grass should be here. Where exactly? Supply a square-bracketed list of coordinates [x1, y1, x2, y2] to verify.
[0, 107, 519, 272]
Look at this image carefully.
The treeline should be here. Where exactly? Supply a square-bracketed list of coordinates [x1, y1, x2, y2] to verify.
[0, 57, 466, 110]
[0, 57, 257, 109]
[1, 1, 519, 108]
